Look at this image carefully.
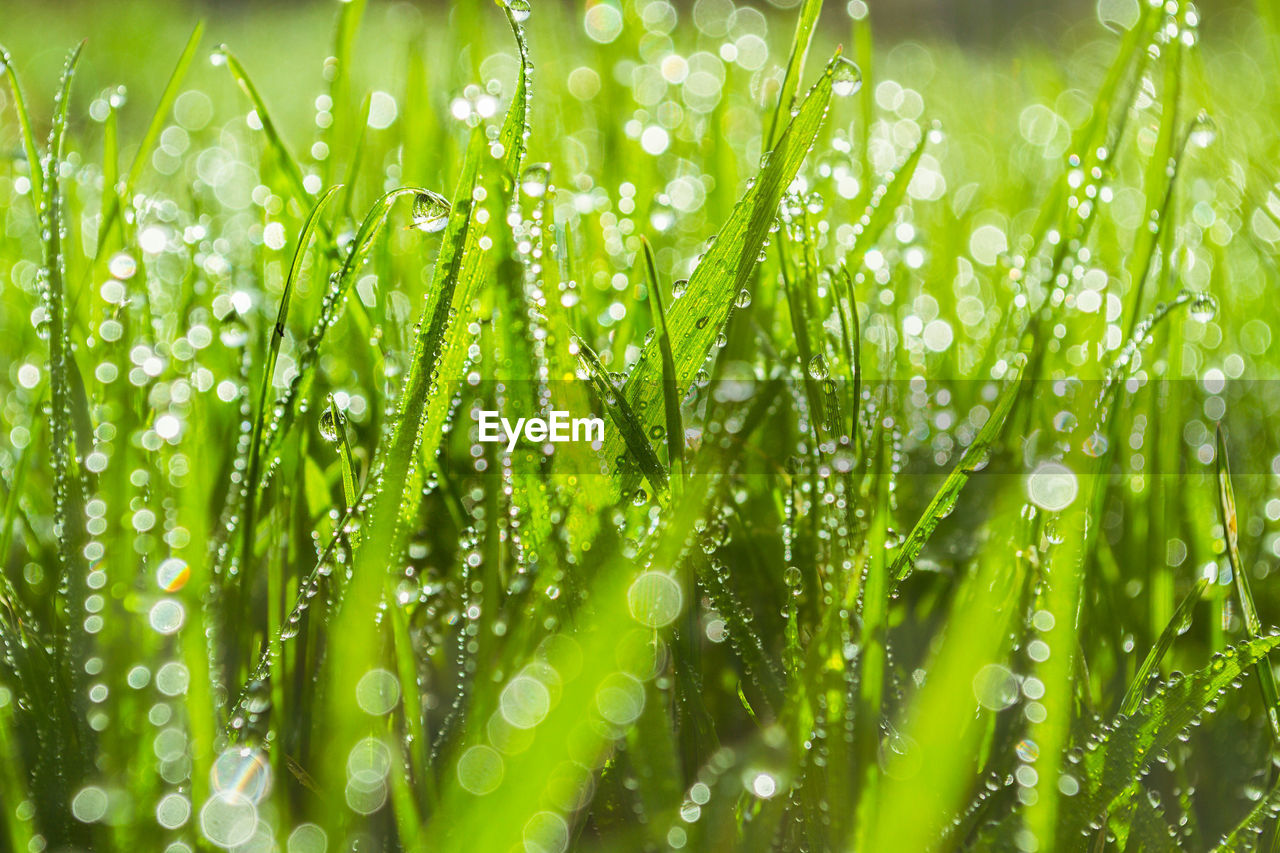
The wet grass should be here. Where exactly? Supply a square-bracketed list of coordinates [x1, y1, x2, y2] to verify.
[2, 0, 1280, 850]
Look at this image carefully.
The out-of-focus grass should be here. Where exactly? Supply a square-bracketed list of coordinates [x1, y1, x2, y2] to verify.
[4, 0, 1280, 851]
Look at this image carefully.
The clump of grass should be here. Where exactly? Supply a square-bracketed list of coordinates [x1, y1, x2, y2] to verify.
[0, 0, 1277, 851]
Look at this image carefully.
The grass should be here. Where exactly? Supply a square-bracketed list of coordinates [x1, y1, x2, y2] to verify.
[2, 0, 1280, 850]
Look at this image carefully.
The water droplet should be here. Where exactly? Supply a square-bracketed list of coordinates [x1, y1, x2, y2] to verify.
[807, 354, 829, 380]
[1190, 111, 1217, 148]
[319, 407, 344, 442]
[672, 279, 688, 299]
[411, 190, 451, 233]
[1188, 291, 1217, 323]
[508, 0, 532, 22]
[521, 162, 550, 198]
[832, 58, 863, 97]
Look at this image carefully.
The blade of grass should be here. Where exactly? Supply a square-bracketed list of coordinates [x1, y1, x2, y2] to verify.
[766, 0, 822, 150]
[609, 51, 841, 491]
[574, 335, 669, 499]
[640, 235, 684, 492]
[215, 45, 315, 205]
[241, 184, 342, 575]
[1215, 424, 1280, 743]
[0, 45, 46, 213]
[889, 351, 1026, 584]
[1120, 577, 1209, 716]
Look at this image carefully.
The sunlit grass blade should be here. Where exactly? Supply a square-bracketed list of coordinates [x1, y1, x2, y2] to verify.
[766, 0, 822, 150]
[846, 130, 927, 276]
[1214, 424, 1280, 743]
[610, 51, 840, 488]
[865, 486, 1031, 852]
[889, 351, 1026, 584]
[95, 21, 204, 251]
[0, 44, 46, 213]
[215, 45, 315, 204]
[640, 235, 684, 491]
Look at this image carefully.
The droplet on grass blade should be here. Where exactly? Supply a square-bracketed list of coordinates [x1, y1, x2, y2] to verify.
[807, 354, 829, 380]
[1190, 110, 1217, 148]
[832, 57, 863, 97]
[521, 162, 551, 197]
[1187, 291, 1218, 323]
[507, 0, 532, 24]
[319, 407, 344, 442]
[410, 190, 451, 233]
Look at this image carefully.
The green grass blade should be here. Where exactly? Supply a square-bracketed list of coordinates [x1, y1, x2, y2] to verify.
[1060, 635, 1280, 842]
[1215, 425, 1280, 742]
[0, 44, 46, 213]
[845, 130, 928, 276]
[574, 333, 669, 498]
[1120, 577, 1209, 716]
[766, 0, 822, 150]
[889, 351, 1026, 584]
[241, 184, 343, 564]
[125, 21, 204, 194]
[215, 45, 314, 203]
[640, 235, 684, 490]
[1212, 778, 1280, 852]
[609, 51, 840, 487]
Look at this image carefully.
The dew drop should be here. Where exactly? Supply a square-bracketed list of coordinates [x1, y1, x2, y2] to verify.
[411, 190, 451, 233]
[832, 57, 863, 97]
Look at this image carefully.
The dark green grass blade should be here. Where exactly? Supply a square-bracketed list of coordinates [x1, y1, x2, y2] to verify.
[1211, 778, 1280, 851]
[640, 236, 684, 490]
[608, 52, 839, 485]
[1214, 425, 1280, 742]
[0, 45, 46, 213]
[574, 335, 669, 497]
[1061, 635, 1280, 843]
[889, 351, 1026, 584]
[1120, 577, 1209, 716]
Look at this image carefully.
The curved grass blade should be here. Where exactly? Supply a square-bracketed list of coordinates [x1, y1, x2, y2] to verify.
[1214, 424, 1280, 743]
[215, 45, 313, 205]
[1212, 778, 1280, 852]
[252, 186, 431, 488]
[640, 236, 683, 491]
[1120, 577, 1209, 716]
[241, 184, 343, 564]
[889, 351, 1026, 584]
[0, 44, 46, 213]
